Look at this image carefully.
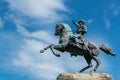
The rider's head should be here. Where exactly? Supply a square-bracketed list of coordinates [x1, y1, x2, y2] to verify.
[78, 19, 85, 25]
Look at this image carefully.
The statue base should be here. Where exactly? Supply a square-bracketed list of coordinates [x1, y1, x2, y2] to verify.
[57, 72, 114, 80]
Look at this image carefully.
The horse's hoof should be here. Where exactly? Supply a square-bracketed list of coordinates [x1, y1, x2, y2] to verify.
[79, 70, 83, 73]
[56, 54, 61, 57]
[40, 49, 44, 53]
[79, 71, 83, 73]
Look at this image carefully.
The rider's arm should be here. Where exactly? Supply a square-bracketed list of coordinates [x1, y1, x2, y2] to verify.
[72, 21, 80, 28]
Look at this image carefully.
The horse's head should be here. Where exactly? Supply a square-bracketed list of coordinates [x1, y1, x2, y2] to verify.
[55, 23, 73, 37]
[54, 24, 63, 36]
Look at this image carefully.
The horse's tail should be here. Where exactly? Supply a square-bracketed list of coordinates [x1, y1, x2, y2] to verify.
[99, 44, 116, 56]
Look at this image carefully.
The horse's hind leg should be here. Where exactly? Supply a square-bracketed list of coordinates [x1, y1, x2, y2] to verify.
[79, 55, 93, 72]
[91, 56, 101, 72]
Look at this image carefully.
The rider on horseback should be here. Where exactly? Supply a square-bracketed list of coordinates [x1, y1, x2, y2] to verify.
[40, 22, 116, 72]
[73, 19, 87, 36]
[72, 19, 87, 47]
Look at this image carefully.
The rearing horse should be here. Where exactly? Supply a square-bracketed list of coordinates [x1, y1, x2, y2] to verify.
[40, 23, 115, 72]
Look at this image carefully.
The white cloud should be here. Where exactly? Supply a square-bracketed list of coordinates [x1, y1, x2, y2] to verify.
[103, 11, 111, 29]
[6, 14, 68, 80]
[0, 18, 3, 28]
[31, 31, 57, 43]
[6, 0, 68, 23]
[7, 14, 57, 44]
[103, 3, 120, 29]
[113, 10, 119, 16]
[87, 19, 94, 24]
[110, 3, 120, 16]
[13, 39, 66, 80]
[16, 23, 57, 43]
[104, 18, 111, 29]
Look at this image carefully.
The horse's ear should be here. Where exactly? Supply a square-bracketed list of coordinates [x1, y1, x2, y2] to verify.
[56, 24, 63, 29]
[56, 24, 60, 28]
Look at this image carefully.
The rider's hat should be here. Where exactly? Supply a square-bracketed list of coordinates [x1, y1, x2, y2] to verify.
[78, 19, 86, 24]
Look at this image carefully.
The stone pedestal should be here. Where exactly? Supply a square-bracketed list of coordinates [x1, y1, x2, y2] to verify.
[57, 72, 114, 80]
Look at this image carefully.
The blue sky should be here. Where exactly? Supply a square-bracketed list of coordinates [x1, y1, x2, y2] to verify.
[0, 0, 120, 80]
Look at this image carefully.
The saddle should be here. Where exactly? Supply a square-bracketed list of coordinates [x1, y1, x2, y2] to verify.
[69, 35, 89, 51]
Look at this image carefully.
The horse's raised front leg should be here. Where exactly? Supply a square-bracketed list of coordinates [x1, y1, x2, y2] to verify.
[53, 44, 64, 51]
[50, 46, 61, 57]
[40, 44, 54, 53]
[51, 43, 68, 57]
[40, 44, 61, 57]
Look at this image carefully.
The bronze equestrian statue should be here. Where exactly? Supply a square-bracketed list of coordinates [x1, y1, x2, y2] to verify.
[40, 20, 115, 72]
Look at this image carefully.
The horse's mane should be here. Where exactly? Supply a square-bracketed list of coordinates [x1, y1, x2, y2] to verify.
[59, 23, 73, 35]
